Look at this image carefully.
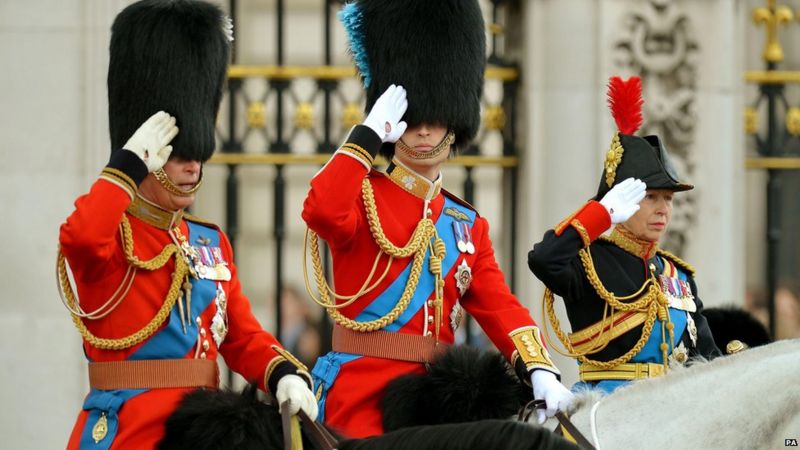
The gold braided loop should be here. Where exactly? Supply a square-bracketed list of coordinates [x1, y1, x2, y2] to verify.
[57, 215, 189, 350]
[303, 178, 437, 332]
[303, 228, 393, 308]
[324, 249, 427, 332]
[362, 179, 435, 257]
[121, 216, 178, 269]
[579, 248, 657, 311]
[543, 288, 660, 368]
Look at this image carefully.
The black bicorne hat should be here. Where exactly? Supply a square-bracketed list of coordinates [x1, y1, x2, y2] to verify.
[595, 77, 693, 200]
[108, 0, 231, 163]
[339, 0, 486, 158]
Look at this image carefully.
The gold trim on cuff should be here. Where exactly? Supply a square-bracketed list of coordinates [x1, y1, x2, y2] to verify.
[264, 355, 287, 390]
[271, 345, 310, 372]
[340, 143, 374, 167]
[509, 326, 559, 375]
[101, 167, 137, 199]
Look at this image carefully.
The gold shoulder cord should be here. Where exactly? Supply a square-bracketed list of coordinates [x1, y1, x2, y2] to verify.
[57, 215, 189, 350]
[304, 178, 445, 333]
[541, 246, 674, 370]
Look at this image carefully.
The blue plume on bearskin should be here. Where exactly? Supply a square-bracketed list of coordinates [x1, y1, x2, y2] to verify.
[338, 3, 371, 88]
[381, 345, 531, 431]
[339, 0, 485, 154]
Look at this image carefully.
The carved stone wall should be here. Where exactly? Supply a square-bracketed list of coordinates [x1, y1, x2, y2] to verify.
[615, 0, 699, 254]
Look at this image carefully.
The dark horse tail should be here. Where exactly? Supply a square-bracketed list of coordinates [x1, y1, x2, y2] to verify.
[159, 346, 579, 449]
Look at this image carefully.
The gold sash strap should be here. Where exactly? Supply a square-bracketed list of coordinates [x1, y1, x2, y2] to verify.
[568, 310, 648, 354]
[332, 325, 448, 363]
[579, 361, 665, 381]
[88, 359, 219, 390]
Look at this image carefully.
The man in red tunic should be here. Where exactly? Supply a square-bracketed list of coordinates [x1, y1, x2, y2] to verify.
[302, 0, 573, 438]
[59, 2, 315, 448]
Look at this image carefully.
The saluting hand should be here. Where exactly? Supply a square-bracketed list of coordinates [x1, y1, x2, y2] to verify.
[599, 177, 646, 224]
[123, 111, 179, 173]
[363, 84, 408, 143]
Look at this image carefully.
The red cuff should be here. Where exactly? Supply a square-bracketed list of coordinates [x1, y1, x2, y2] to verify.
[554, 201, 611, 246]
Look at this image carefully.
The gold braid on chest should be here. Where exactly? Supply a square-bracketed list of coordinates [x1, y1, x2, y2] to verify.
[304, 179, 446, 334]
[57, 215, 189, 350]
[541, 246, 676, 370]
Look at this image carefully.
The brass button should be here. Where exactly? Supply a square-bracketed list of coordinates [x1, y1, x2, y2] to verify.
[427, 300, 434, 307]
[426, 208, 433, 218]
[425, 331, 433, 337]
[427, 316, 434, 323]
[200, 352, 207, 359]
[200, 328, 207, 337]
[202, 340, 210, 351]
[196, 317, 202, 325]
[649, 264, 656, 272]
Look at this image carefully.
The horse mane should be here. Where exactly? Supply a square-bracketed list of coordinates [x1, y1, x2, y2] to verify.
[160, 381, 579, 450]
[158, 384, 331, 450]
[338, 420, 580, 450]
[570, 339, 800, 449]
[381, 345, 530, 430]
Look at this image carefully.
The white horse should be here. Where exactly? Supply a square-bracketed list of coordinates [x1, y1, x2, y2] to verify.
[564, 339, 800, 450]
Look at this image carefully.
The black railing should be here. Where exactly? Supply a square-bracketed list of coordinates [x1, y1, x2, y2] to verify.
[745, 0, 800, 338]
[212, 0, 522, 383]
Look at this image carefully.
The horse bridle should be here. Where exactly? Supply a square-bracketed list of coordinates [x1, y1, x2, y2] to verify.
[518, 399, 597, 450]
[280, 402, 339, 450]
[279, 399, 597, 450]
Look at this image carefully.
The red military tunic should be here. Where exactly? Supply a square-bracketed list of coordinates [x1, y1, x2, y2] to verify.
[60, 150, 309, 449]
[302, 126, 559, 438]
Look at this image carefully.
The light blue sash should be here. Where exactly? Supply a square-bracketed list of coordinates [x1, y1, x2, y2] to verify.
[78, 221, 220, 449]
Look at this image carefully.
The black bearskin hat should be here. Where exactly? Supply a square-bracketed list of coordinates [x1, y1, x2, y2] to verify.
[339, 0, 486, 157]
[108, 0, 231, 163]
[595, 77, 693, 200]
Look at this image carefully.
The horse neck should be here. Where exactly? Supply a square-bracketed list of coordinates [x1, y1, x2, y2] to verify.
[570, 340, 800, 450]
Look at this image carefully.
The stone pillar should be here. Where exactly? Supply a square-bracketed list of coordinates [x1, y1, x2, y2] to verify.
[516, 0, 746, 388]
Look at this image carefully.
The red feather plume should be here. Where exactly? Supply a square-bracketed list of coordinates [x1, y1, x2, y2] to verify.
[607, 76, 643, 135]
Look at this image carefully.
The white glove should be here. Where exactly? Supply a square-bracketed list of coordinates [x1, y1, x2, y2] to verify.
[599, 177, 646, 224]
[276, 374, 318, 421]
[123, 111, 179, 172]
[363, 84, 408, 143]
[531, 369, 574, 425]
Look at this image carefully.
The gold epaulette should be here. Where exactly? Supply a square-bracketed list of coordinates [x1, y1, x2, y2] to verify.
[441, 188, 478, 214]
[183, 212, 219, 229]
[656, 248, 696, 276]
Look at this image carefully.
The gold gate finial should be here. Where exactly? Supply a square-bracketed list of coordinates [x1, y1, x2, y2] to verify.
[752, 0, 794, 63]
